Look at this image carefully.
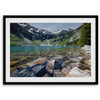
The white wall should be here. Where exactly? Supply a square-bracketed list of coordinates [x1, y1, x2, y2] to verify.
[0, 0, 99, 100]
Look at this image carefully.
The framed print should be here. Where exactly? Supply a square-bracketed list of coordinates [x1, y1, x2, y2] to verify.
[3, 15, 98, 85]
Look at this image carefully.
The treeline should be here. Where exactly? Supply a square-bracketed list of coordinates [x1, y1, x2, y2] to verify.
[78, 23, 91, 46]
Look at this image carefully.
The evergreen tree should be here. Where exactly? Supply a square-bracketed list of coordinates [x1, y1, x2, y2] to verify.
[79, 23, 91, 46]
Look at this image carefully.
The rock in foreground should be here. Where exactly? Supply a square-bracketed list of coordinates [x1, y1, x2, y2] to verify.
[27, 58, 47, 67]
[46, 60, 55, 74]
[81, 45, 91, 55]
[61, 66, 71, 76]
[67, 67, 91, 77]
[53, 69, 64, 77]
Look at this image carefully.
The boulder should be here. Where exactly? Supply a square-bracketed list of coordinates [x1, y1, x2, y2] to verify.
[46, 60, 55, 74]
[53, 69, 64, 77]
[72, 52, 79, 57]
[81, 45, 91, 55]
[61, 66, 71, 76]
[85, 70, 91, 75]
[10, 60, 19, 66]
[27, 57, 47, 67]
[84, 59, 91, 66]
[79, 64, 90, 70]
[84, 59, 91, 68]
[32, 65, 46, 75]
[85, 51, 91, 55]
[54, 56, 63, 59]
[43, 74, 50, 77]
[70, 62, 81, 68]
[67, 67, 91, 77]
[19, 69, 27, 74]
[54, 58, 64, 69]
[19, 71, 33, 77]
[66, 55, 74, 59]
[30, 73, 35, 77]
[81, 45, 91, 51]
[10, 70, 19, 77]
[77, 57, 83, 61]
[69, 58, 80, 62]
[69, 52, 72, 55]
[11, 68, 33, 77]
[65, 60, 71, 64]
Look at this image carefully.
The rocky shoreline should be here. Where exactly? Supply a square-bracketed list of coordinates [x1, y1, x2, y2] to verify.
[10, 45, 91, 77]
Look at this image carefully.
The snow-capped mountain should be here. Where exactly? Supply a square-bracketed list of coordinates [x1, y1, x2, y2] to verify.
[10, 23, 82, 46]
[18, 23, 51, 34]
[39, 29, 51, 34]
[10, 23, 56, 42]
[52, 28, 73, 34]
[52, 30, 61, 34]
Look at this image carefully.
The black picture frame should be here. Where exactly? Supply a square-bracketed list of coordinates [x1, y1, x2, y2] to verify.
[3, 15, 98, 85]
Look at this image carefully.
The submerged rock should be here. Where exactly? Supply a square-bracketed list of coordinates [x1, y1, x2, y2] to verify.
[10, 60, 19, 66]
[70, 62, 81, 68]
[19, 69, 27, 74]
[46, 60, 55, 74]
[72, 52, 79, 57]
[69, 58, 80, 62]
[11, 67, 34, 77]
[65, 60, 71, 64]
[53, 69, 64, 77]
[19, 71, 33, 77]
[54, 56, 63, 59]
[54, 58, 64, 69]
[10, 69, 19, 77]
[67, 67, 91, 77]
[32, 65, 46, 75]
[27, 57, 47, 67]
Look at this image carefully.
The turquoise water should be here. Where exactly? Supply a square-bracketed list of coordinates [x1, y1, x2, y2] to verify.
[10, 46, 81, 74]
[11, 46, 80, 53]
[10, 46, 81, 61]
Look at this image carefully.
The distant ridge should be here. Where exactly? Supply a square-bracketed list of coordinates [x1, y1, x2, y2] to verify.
[10, 23, 83, 46]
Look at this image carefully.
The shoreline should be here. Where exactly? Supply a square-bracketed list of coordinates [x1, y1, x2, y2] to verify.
[10, 45, 91, 77]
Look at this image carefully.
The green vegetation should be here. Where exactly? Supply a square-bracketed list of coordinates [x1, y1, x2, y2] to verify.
[32, 40, 43, 46]
[78, 23, 91, 46]
[49, 31, 75, 46]
[10, 23, 91, 46]
[10, 41, 21, 46]
[10, 34, 22, 46]
[63, 23, 91, 46]
[10, 34, 23, 42]
[10, 23, 56, 41]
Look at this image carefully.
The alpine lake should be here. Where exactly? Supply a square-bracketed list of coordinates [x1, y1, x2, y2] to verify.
[10, 46, 91, 77]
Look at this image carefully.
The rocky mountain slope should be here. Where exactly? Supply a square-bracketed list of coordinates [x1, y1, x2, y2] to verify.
[10, 23, 82, 46]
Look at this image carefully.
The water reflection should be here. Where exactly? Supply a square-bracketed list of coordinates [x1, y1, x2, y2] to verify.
[10, 46, 81, 61]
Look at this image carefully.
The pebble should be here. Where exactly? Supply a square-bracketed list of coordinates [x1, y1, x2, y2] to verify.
[10, 45, 91, 77]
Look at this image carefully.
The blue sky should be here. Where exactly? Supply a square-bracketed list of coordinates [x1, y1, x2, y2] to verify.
[29, 23, 83, 32]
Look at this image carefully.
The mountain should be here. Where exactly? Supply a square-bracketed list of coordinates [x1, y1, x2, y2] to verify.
[52, 28, 73, 34]
[10, 23, 56, 46]
[52, 30, 61, 34]
[10, 23, 83, 46]
[49, 27, 81, 46]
